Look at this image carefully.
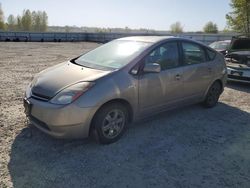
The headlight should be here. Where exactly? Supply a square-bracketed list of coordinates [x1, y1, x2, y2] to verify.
[50, 82, 94, 105]
[25, 76, 38, 98]
[25, 83, 32, 98]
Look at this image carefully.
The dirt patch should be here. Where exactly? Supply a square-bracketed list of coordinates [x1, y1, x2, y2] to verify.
[0, 42, 250, 188]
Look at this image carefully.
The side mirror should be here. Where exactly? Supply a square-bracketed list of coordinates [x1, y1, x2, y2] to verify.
[143, 63, 161, 73]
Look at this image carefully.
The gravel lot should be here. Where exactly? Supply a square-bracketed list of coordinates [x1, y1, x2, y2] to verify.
[0, 42, 250, 188]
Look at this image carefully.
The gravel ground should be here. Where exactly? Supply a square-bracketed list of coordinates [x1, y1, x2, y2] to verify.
[0, 42, 250, 188]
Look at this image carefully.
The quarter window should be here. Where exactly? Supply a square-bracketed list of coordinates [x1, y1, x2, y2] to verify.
[144, 42, 179, 70]
[182, 42, 206, 65]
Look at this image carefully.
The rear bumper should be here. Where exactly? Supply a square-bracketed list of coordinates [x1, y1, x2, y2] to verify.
[227, 67, 250, 83]
[25, 97, 99, 139]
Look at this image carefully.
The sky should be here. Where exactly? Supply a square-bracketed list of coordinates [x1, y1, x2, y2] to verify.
[1, 0, 231, 31]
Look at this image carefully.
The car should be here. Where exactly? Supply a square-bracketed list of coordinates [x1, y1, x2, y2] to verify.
[209, 40, 231, 55]
[23, 36, 227, 144]
[225, 36, 250, 83]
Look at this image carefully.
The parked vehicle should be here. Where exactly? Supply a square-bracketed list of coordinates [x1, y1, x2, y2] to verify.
[24, 36, 227, 144]
[225, 36, 250, 83]
[209, 40, 231, 55]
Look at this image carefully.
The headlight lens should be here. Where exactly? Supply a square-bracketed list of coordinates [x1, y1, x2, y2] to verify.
[25, 76, 38, 98]
[50, 82, 94, 105]
[25, 83, 32, 98]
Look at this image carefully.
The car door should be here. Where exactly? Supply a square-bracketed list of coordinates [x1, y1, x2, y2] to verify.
[180, 41, 214, 100]
[138, 41, 184, 116]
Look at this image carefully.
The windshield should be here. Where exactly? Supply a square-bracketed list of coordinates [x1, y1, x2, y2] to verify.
[209, 41, 230, 50]
[74, 40, 151, 70]
[231, 39, 250, 51]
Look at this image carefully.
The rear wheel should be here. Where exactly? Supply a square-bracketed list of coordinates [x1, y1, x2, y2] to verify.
[203, 81, 222, 108]
[91, 103, 128, 144]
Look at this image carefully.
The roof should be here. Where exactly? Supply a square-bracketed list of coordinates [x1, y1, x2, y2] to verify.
[117, 36, 174, 43]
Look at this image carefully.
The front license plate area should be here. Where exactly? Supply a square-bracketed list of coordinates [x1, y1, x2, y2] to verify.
[23, 98, 32, 116]
[231, 70, 243, 77]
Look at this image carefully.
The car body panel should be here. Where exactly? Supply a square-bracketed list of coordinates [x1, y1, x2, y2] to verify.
[32, 62, 111, 98]
[181, 62, 214, 99]
[27, 97, 99, 138]
[138, 67, 184, 116]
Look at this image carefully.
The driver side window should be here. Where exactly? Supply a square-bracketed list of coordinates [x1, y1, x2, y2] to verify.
[145, 42, 179, 70]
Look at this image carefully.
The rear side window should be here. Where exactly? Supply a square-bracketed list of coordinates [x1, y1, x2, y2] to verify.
[182, 42, 206, 65]
[207, 49, 216, 61]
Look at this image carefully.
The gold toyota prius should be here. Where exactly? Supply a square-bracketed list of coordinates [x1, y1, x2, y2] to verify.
[24, 36, 227, 144]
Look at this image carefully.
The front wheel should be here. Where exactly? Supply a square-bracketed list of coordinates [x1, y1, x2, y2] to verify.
[91, 103, 128, 144]
[203, 81, 222, 108]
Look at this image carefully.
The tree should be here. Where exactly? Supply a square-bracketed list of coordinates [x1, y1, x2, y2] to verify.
[0, 3, 5, 30]
[16, 15, 22, 31]
[170, 22, 183, 33]
[32, 11, 41, 31]
[226, 0, 250, 34]
[203, 21, 218, 33]
[65, 25, 70, 32]
[125, 26, 131, 33]
[7, 14, 16, 31]
[21, 9, 32, 31]
[41, 11, 48, 31]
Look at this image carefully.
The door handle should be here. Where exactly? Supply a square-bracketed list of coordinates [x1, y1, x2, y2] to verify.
[208, 68, 212, 73]
[175, 74, 181, 80]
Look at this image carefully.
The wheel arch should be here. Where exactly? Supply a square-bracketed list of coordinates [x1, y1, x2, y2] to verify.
[204, 79, 223, 99]
[214, 79, 223, 94]
[88, 98, 134, 136]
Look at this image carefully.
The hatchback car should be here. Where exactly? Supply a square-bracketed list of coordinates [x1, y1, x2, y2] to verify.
[24, 36, 227, 144]
[209, 40, 231, 55]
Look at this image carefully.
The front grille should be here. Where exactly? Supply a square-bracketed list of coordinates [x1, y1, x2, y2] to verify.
[228, 75, 250, 82]
[31, 91, 51, 101]
[30, 115, 50, 131]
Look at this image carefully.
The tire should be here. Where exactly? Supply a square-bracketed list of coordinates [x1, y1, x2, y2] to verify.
[203, 81, 222, 108]
[91, 103, 128, 144]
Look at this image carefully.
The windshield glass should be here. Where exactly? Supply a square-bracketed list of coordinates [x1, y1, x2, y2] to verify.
[231, 39, 250, 50]
[209, 41, 230, 50]
[75, 40, 151, 70]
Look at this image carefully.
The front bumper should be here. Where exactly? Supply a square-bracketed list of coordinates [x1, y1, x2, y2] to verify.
[24, 97, 99, 139]
[227, 66, 250, 83]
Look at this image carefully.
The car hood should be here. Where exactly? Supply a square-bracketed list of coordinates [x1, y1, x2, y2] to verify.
[31, 61, 111, 99]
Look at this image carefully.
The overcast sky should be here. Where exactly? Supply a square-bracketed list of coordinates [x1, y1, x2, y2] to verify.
[1, 0, 231, 31]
